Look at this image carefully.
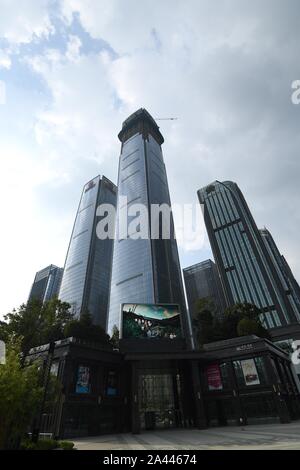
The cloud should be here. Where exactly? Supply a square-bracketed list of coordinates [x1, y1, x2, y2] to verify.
[0, 49, 11, 69]
[0, 0, 53, 44]
[25, 38, 122, 178]
[1, 0, 300, 316]
[58, 0, 300, 277]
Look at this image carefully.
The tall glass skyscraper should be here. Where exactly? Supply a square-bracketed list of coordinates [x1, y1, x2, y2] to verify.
[260, 228, 300, 319]
[183, 259, 226, 320]
[108, 109, 188, 340]
[28, 264, 63, 303]
[198, 181, 300, 330]
[59, 175, 117, 328]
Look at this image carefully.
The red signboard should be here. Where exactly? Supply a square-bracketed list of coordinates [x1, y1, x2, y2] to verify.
[207, 364, 223, 391]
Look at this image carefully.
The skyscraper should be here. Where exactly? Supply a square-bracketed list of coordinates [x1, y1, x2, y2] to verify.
[183, 259, 226, 320]
[29, 264, 63, 303]
[59, 175, 117, 328]
[260, 228, 300, 319]
[108, 108, 189, 340]
[198, 181, 300, 330]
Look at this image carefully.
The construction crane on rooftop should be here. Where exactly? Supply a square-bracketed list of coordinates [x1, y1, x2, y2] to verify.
[155, 117, 178, 121]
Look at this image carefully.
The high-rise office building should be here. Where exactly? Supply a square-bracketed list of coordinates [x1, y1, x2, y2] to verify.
[108, 108, 188, 340]
[198, 181, 300, 330]
[59, 175, 117, 328]
[260, 228, 300, 318]
[183, 259, 226, 320]
[28, 264, 63, 303]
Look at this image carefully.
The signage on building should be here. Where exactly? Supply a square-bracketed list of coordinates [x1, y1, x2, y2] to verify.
[121, 303, 182, 340]
[236, 343, 253, 352]
[206, 364, 223, 391]
[241, 359, 260, 386]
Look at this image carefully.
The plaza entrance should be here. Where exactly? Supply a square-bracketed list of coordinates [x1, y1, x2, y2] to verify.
[138, 372, 183, 430]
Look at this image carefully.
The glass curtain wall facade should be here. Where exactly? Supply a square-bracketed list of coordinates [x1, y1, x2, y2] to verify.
[183, 259, 226, 320]
[260, 228, 300, 322]
[108, 109, 188, 341]
[198, 181, 299, 330]
[28, 265, 63, 303]
[59, 175, 117, 328]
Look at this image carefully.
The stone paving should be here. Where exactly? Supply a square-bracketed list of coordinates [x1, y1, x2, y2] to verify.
[71, 422, 300, 450]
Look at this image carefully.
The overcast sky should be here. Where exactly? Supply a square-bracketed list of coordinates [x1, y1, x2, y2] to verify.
[0, 0, 300, 317]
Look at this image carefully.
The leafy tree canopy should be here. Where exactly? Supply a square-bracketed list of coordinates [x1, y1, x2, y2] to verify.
[64, 311, 111, 345]
[0, 339, 43, 449]
[193, 301, 270, 347]
[110, 325, 120, 348]
[2, 298, 73, 358]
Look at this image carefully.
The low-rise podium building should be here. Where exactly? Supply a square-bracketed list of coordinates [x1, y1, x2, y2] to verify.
[27, 335, 300, 438]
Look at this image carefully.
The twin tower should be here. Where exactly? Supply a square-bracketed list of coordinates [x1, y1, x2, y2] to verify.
[59, 109, 190, 341]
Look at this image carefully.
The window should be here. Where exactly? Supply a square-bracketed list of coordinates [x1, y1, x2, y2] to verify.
[220, 363, 231, 389]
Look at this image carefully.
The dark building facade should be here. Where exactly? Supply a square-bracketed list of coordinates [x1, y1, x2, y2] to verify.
[28, 264, 63, 303]
[108, 109, 189, 343]
[183, 259, 226, 320]
[27, 335, 300, 438]
[59, 175, 117, 328]
[198, 181, 300, 331]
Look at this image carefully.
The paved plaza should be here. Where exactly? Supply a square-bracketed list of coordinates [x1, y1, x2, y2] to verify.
[71, 422, 300, 450]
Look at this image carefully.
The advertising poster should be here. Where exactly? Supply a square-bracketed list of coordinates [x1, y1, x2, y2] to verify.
[241, 359, 260, 386]
[207, 364, 223, 391]
[106, 370, 118, 397]
[122, 303, 182, 340]
[76, 365, 91, 394]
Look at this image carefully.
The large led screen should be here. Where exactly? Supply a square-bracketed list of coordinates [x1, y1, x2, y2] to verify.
[122, 303, 182, 340]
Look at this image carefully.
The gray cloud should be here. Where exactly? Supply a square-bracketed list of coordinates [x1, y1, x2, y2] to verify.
[1, 0, 300, 315]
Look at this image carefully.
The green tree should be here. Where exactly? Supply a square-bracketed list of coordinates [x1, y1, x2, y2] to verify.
[237, 317, 270, 339]
[2, 298, 72, 360]
[221, 303, 269, 340]
[110, 325, 120, 348]
[193, 298, 218, 345]
[0, 339, 43, 449]
[64, 312, 110, 344]
[0, 321, 9, 343]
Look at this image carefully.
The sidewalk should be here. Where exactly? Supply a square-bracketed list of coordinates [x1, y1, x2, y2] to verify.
[70, 422, 300, 450]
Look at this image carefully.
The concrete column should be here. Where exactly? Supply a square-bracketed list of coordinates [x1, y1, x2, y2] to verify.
[131, 361, 141, 434]
[190, 360, 207, 429]
[228, 361, 246, 425]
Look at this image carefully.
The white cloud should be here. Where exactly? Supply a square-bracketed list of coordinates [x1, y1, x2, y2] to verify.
[0, 0, 53, 44]
[0, 49, 11, 69]
[57, 0, 300, 280]
[1, 0, 300, 317]
[66, 35, 82, 62]
[26, 43, 121, 170]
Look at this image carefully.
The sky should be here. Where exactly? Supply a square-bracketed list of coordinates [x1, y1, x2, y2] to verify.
[0, 0, 300, 317]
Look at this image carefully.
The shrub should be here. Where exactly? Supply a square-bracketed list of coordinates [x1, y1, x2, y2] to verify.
[59, 441, 75, 450]
[35, 438, 58, 450]
[20, 439, 37, 450]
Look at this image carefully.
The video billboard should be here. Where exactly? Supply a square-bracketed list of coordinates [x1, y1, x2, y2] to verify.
[121, 303, 182, 340]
